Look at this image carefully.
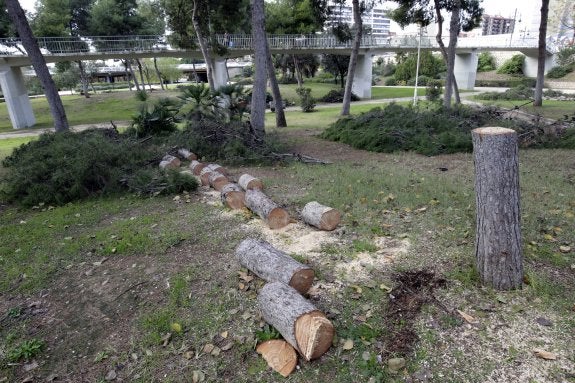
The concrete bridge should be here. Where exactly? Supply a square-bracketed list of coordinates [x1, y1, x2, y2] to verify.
[0, 33, 556, 129]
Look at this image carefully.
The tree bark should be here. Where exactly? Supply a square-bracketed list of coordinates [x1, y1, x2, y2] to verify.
[250, 0, 268, 139]
[256, 340, 297, 377]
[258, 282, 334, 361]
[192, 0, 215, 91]
[77, 61, 90, 98]
[127, 60, 140, 91]
[153, 58, 165, 90]
[5, 0, 69, 132]
[206, 163, 229, 177]
[245, 189, 290, 229]
[301, 201, 341, 231]
[220, 183, 245, 209]
[136, 59, 147, 92]
[190, 160, 207, 175]
[341, 0, 362, 116]
[472, 127, 523, 290]
[534, 0, 550, 107]
[432, 0, 460, 105]
[177, 149, 198, 161]
[238, 173, 263, 191]
[235, 238, 315, 294]
[266, 41, 287, 128]
[208, 172, 229, 191]
[159, 154, 181, 170]
[199, 167, 214, 186]
[444, 0, 461, 108]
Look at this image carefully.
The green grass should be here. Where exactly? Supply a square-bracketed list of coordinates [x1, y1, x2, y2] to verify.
[371, 86, 427, 99]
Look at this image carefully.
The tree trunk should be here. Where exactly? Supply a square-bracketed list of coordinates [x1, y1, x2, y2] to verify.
[177, 149, 198, 161]
[77, 60, 90, 98]
[341, 0, 362, 116]
[127, 60, 140, 91]
[472, 127, 523, 290]
[136, 59, 147, 91]
[245, 189, 290, 229]
[258, 282, 334, 361]
[206, 163, 229, 176]
[190, 160, 207, 175]
[235, 238, 315, 294]
[199, 167, 214, 186]
[208, 172, 229, 191]
[122, 60, 133, 91]
[292, 55, 303, 88]
[153, 58, 165, 90]
[301, 201, 341, 231]
[220, 183, 246, 209]
[192, 0, 215, 91]
[238, 173, 263, 191]
[5, 0, 69, 132]
[444, 0, 461, 108]
[250, 0, 268, 140]
[433, 1, 460, 105]
[534, 0, 550, 107]
[159, 155, 181, 170]
[256, 340, 297, 377]
[266, 42, 287, 128]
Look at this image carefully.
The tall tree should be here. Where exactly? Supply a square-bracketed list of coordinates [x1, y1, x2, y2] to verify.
[390, 0, 482, 107]
[341, 0, 361, 116]
[5, 0, 69, 131]
[323, 54, 349, 88]
[266, 38, 287, 128]
[534, 0, 550, 107]
[251, 0, 267, 139]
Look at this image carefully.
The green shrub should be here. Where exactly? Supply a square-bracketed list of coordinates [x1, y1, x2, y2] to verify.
[475, 78, 536, 88]
[296, 87, 316, 112]
[407, 75, 432, 86]
[556, 46, 575, 67]
[129, 97, 180, 137]
[426, 80, 443, 102]
[546, 65, 573, 79]
[318, 89, 360, 103]
[384, 77, 397, 86]
[477, 52, 496, 72]
[497, 54, 525, 75]
[1, 129, 198, 207]
[476, 85, 533, 100]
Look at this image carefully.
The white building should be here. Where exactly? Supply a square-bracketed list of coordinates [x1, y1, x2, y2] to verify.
[326, 2, 392, 37]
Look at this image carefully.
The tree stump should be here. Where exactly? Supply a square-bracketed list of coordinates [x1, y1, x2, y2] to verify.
[238, 173, 264, 190]
[245, 189, 290, 229]
[235, 238, 314, 294]
[190, 160, 207, 175]
[159, 154, 181, 170]
[472, 127, 523, 290]
[301, 201, 341, 231]
[220, 183, 245, 209]
[177, 148, 198, 161]
[258, 282, 334, 361]
[208, 172, 229, 191]
[256, 340, 297, 377]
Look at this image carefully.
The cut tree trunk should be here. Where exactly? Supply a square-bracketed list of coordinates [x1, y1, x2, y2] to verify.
[472, 127, 523, 290]
[199, 167, 214, 186]
[190, 160, 207, 175]
[235, 238, 314, 294]
[206, 163, 229, 176]
[256, 340, 297, 377]
[159, 155, 181, 170]
[238, 174, 264, 191]
[258, 282, 334, 361]
[245, 189, 290, 229]
[220, 183, 246, 209]
[302, 201, 341, 231]
[177, 149, 198, 161]
[208, 172, 230, 191]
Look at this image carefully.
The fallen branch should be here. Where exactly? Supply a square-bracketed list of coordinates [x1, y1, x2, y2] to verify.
[271, 152, 332, 164]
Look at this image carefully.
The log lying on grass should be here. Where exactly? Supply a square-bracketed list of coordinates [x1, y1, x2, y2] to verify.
[206, 163, 229, 176]
[190, 160, 207, 175]
[199, 167, 214, 186]
[258, 282, 334, 361]
[177, 148, 198, 161]
[238, 174, 264, 191]
[256, 340, 297, 377]
[208, 172, 229, 191]
[301, 201, 341, 231]
[159, 154, 181, 170]
[220, 183, 245, 209]
[245, 189, 290, 229]
[235, 238, 314, 294]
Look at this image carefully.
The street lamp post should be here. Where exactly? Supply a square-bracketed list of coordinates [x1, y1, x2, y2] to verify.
[413, 25, 423, 106]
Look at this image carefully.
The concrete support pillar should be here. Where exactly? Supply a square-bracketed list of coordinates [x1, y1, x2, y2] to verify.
[0, 63, 36, 129]
[352, 54, 372, 99]
[454, 51, 478, 90]
[212, 58, 229, 89]
[523, 54, 556, 78]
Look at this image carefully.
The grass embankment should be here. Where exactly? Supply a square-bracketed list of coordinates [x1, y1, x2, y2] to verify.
[1, 90, 574, 383]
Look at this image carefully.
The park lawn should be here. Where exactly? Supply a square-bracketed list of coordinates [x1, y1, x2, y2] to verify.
[473, 98, 575, 120]
[371, 86, 427, 99]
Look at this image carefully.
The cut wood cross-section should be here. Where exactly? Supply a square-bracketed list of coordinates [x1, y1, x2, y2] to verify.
[206, 163, 229, 176]
[258, 282, 334, 361]
[256, 339, 297, 377]
[301, 201, 341, 231]
[177, 148, 198, 161]
[159, 154, 181, 170]
[245, 189, 290, 229]
[208, 172, 229, 191]
[220, 183, 245, 209]
[235, 238, 314, 294]
[238, 173, 264, 190]
[190, 160, 207, 175]
[199, 167, 214, 186]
